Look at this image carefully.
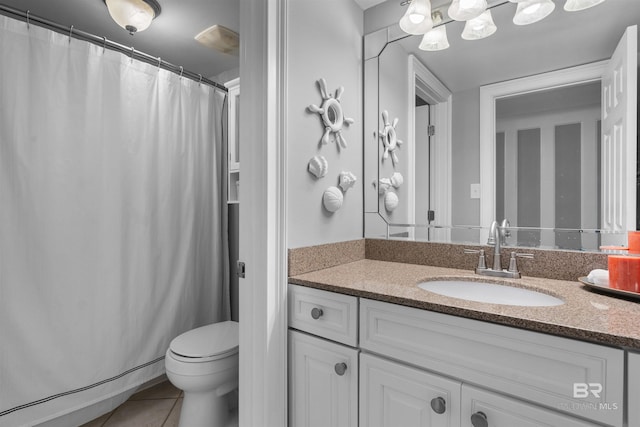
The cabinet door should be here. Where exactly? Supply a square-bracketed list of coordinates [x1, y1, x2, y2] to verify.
[289, 330, 358, 427]
[360, 298, 624, 426]
[461, 385, 601, 427]
[629, 352, 640, 427]
[360, 353, 461, 427]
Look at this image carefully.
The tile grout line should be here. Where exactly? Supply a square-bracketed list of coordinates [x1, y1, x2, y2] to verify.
[160, 398, 180, 427]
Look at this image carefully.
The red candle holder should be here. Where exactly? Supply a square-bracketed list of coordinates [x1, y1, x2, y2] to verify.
[608, 255, 640, 293]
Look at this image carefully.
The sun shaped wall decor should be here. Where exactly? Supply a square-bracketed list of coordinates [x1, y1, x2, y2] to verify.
[307, 78, 355, 149]
[379, 110, 402, 165]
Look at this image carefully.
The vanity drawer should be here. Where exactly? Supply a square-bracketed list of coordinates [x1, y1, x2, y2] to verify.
[461, 384, 601, 427]
[288, 284, 358, 347]
[360, 298, 624, 427]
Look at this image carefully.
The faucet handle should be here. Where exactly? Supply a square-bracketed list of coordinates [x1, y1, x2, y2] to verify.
[464, 248, 487, 270]
[508, 252, 534, 273]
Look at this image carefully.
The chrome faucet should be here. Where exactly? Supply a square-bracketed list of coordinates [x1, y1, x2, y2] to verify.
[486, 219, 511, 270]
[464, 219, 532, 279]
[487, 220, 503, 271]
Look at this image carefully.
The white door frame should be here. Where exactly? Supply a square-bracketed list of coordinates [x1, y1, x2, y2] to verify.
[238, 0, 288, 426]
[407, 55, 452, 240]
[479, 60, 608, 242]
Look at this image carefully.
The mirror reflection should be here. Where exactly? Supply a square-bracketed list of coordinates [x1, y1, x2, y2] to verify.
[364, 0, 640, 251]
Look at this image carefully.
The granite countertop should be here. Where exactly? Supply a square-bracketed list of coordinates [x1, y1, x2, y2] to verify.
[288, 259, 640, 350]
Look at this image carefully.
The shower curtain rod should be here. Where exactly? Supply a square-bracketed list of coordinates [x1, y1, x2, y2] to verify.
[0, 4, 228, 92]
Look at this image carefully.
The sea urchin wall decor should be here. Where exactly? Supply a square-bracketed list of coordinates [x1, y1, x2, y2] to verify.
[307, 78, 355, 149]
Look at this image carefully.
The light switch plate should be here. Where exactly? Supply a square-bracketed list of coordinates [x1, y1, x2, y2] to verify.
[470, 183, 481, 199]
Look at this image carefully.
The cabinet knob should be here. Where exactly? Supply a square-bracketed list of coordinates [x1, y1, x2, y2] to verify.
[471, 411, 488, 427]
[311, 307, 324, 319]
[334, 362, 348, 376]
[430, 397, 446, 414]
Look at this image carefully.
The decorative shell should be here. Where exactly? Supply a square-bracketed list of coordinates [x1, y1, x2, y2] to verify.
[323, 186, 344, 213]
[384, 191, 399, 212]
[390, 172, 404, 188]
[308, 155, 328, 178]
[339, 171, 357, 192]
[378, 178, 392, 195]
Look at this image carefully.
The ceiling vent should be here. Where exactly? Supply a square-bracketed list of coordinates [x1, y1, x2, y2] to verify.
[195, 25, 239, 55]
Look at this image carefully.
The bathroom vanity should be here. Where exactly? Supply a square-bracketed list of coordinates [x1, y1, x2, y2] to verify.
[287, 246, 640, 427]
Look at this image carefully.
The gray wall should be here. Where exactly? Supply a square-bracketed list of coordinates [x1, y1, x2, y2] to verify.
[286, 0, 364, 249]
[451, 88, 481, 242]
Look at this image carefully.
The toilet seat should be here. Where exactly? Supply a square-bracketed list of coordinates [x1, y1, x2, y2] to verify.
[169, 321, 239, 363]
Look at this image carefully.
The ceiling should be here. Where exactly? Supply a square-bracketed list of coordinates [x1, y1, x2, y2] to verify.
[0, 0, 240, 80]
[354, 0, 386, 10]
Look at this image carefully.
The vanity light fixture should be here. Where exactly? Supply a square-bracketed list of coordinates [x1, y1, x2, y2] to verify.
[419, 11, 450, 51]
[104, 0, 161, 35]
[399, 0, 433, 35]
[448, 0, 487, 21]
[511, 0, 555, 25]
[564, 0, 606, 12]
[461, 9, 497, 40]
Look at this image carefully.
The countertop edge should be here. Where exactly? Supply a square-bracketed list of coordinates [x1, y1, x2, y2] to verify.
[288, 268, 640, 351]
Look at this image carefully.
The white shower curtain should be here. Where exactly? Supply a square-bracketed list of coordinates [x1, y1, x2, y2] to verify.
[0, 15, 228, 427]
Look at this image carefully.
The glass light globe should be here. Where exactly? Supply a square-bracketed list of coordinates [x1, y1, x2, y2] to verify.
[419, 26, 450, 51]
[461, 10, 497, 40]
[513, 0, 555, 25]
[564, 0, 606, 12]
[399, 0, 433, 35]
[105, 0, 159, 34]
[448, 0, 487, 21]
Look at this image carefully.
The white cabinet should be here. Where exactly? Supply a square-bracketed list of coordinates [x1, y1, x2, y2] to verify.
[289, 331, 358, 427]
[461, 385, 600, 427]
[288, 284, 359, 427]
[225, 78, 239, 203]
[629, 352, 640, 427]
[360, 298, 624, 427]
[288, 285, 629, 427]
[360, 353, 461, 427]
[288, 283, 358, 346]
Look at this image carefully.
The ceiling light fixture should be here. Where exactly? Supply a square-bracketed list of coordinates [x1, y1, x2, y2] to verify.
[103, 0, 161, 35]
[461, 9, 497, 40]
[399, 0, 433, 35]
[564, 0, 606, 12]
[511, 0, 555, 25]
[400, 0, 608, 48]
[419, 11, 449, 51]
[448, 0, 487, 21]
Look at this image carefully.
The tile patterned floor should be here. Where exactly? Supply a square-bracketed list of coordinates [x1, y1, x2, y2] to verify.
[80, 380, 183, 427]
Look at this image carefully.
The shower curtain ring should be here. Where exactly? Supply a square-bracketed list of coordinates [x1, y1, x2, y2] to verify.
[102, 36, 107, 52]
[157, 57, 162, 70]
[179, 66, 184, 78]
[69, 25, 74, 43]
[130, 47, 135, 59]
[26, 10, 30, 29]
[198, 74, 202, 85]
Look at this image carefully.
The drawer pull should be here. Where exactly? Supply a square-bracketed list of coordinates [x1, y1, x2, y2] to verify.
[311, 307, 324, 319]
[430, 397, 446, 414]
[334, 362, 348, 376]
[471, 411, 488, 427]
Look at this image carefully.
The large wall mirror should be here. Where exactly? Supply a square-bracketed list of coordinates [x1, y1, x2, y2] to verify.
[364, 0, 639, 251]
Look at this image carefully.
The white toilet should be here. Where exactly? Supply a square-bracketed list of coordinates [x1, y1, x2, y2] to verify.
[165, 320, 239, 427]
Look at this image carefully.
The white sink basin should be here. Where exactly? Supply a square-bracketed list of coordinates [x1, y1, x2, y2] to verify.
[418, 280, 564, 307]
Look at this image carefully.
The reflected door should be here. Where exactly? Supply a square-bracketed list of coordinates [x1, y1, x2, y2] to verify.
[601, 25, 638, 239]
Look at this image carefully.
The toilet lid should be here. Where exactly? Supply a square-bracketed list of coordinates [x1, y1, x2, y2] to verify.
[169, 321, 239, 358]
